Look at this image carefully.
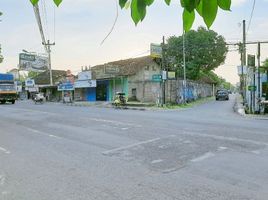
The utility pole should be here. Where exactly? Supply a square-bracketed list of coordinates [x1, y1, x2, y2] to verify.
[182, 31, 187, 104]
[42, 40, 55, 86]
[242, 20, 246, 105]
[257, 42, 261, 113]
[161, 36, 166, 106]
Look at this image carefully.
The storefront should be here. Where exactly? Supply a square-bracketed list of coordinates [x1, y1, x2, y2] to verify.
[58, 81, 74, 103]
[74, 71, 97, 102]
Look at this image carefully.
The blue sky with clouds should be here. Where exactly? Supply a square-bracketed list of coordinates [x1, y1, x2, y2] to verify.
[1, 0, 268, 84]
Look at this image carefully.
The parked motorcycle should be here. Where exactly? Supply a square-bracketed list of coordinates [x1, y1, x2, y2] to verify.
[113, 92, 127, 109]
[33, 93, 45, 104]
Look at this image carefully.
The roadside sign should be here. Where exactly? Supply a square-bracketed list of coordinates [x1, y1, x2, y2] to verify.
[237, 66, 248, 75]
[105, 65, 120, 75]
[152, 74, 162, 82]
[58, 82, 74, 91]
[248, 85, 257, 91]
[162, 70, 167, 80]
[168, 71, 176, 80]
[247, 54, 255, 67]
[78, 71, 92, 80]
[150, 43, 162, 58]
[74, 80, 97, 88]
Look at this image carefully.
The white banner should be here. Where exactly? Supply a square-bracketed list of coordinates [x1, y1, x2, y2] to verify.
[78, 71, 92, 80]
[74, 80, 96, 88]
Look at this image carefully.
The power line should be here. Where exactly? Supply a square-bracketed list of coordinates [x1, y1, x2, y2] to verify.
[247, 0, 256, 35]
[100, 0, 118, 45]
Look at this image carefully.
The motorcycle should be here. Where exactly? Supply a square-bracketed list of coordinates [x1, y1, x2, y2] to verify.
[33, 93, 45, 104]
[113, 92, 127, 109]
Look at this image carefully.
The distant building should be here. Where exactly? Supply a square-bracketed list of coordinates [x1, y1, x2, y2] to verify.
[91, 56, 162, 102]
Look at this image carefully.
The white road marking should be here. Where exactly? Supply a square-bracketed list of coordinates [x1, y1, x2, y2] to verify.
[191, 152, 215, 162]
[251, 150, 260, 155]
[182, 131, 268, 146]
[102, 135, 175, 155]
[49, 134, 61, 139]
[1, 191, 9, 195]
[27, 128, 61, 139]
[218, 146, 228, 151]
[151, 159, 163, 164]
[26, 128, 43, 134]
[90, 118, 141, 128]
[0, 175, 6, 185]
[0, 147, 10, 154]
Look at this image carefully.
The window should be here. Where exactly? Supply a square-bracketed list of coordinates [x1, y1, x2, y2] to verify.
[144, 66, 149, 71]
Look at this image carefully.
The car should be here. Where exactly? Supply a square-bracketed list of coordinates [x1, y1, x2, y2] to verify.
[216, 89, 229, 101]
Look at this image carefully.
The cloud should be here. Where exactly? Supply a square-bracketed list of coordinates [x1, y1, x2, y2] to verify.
[232, 0, 247, 6]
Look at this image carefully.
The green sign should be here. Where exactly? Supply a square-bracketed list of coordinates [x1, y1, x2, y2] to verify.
[152, 74, 162, 82]
[247, 54, 255, 67]
[248, 85, 257, 91]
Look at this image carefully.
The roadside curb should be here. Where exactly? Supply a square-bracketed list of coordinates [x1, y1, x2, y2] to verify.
[63, 102, 149, 111]
[233, 95, 268, 120]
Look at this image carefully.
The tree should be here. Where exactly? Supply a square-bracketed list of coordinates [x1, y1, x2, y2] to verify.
[28, 71, 41, 79]
[29, 0, 232, 32]
[166, 27, 228, 80]
[0, 44, 3, 64]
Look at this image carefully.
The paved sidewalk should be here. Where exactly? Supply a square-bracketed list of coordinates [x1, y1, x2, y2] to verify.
[233, 94, 268, 120]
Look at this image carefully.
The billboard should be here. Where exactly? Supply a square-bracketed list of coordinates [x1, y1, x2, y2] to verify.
[150, 43, 162, 58]
[78, 71, 92, 80]
[19, 53, 49, 72]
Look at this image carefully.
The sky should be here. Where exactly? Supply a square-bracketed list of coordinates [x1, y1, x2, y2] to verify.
[1, 0, 268, 84]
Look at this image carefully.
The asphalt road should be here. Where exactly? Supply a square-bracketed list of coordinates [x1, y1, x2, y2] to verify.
[1, 95, 268, 200]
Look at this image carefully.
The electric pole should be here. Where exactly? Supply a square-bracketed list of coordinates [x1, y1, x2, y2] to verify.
[42, 40, 55, 86]
[257, 42, 261, 113]
[242, 20, 246, 104]
[161, 36, 166, 106]
[183, 31, 187, 104]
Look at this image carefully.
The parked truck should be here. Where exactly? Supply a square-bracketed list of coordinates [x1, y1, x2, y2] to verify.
[0, 73, 17, 104]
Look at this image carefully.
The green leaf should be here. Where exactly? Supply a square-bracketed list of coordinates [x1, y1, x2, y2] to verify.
[145, 0, 155, 6]
[137, 0, 147, 21]
[165, 0, 171, 6]
[124, 1, 131, 9]
[53, 0, 62, 6]
[30, 0, 39, 5]
[119, 0, 128, 9]
[131, 0, 141, 25]
[182, 0, 200, 12]
[196, 0, 203, 16]
[217, 0, 231, 11]
[202, 0, 218, 28]
[183, 9, 195, 32]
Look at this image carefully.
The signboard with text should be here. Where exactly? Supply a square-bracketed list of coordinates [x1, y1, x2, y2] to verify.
[74, 80, 97, 88]
[19, 53, 49, 72]
[150, 43, 162, 58]
[78, 71, 92, 80]
[168, 71, 176, 80]
[58, 82, 74, 91]
[152, 74, 162, 82]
